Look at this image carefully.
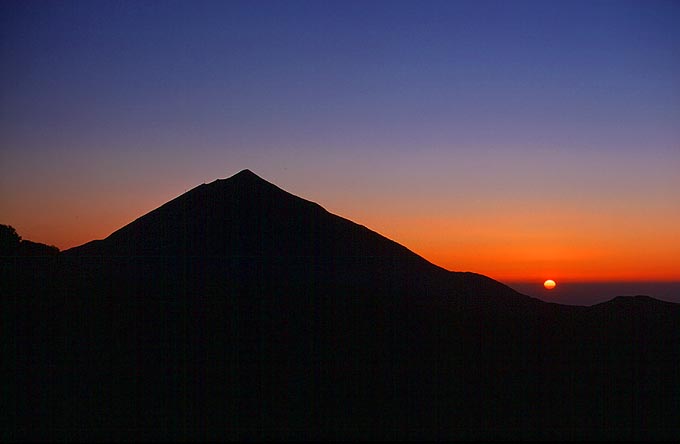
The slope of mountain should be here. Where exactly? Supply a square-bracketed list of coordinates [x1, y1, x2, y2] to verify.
[3, 170, 679, 440]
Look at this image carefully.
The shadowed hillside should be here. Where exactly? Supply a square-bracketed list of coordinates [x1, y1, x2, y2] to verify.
[3, 170, 679, 440]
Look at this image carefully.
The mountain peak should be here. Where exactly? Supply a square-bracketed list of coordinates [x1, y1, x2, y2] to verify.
[230, 168, 263, 181]
[214, 168, 275, 189]
[65, 168, 432, 265]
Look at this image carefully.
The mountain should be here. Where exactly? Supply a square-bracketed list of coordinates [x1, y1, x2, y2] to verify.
[67, 169, 432, 260]
[65, 169, 518, 294]
[3, 170, 679, 440]
[64, 169, 537, 314]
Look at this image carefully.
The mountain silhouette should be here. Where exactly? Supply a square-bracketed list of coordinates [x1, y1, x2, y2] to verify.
[68, 168, 433, 259]
[3, 170, 679, 440]
[64, 169, 537, 315]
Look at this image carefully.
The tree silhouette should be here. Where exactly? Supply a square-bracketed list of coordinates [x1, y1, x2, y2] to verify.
[0, 224, 59, 256]
[0, 224, 22, 255]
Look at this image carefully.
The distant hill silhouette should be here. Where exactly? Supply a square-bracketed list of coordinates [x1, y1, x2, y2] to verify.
[3, 170, 679, 440]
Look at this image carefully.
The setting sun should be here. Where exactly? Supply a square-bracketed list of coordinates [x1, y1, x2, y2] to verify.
[543, 279, 556, 290]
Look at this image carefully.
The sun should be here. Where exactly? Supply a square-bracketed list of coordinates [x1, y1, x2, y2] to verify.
[543, 279, 556, 290]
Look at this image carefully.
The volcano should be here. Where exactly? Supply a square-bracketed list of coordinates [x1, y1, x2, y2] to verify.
[66, 169, 522, 297]
[4, 170, 679, 440]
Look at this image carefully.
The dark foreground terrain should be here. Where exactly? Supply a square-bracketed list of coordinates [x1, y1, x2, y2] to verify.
[3, 170, 679, 440]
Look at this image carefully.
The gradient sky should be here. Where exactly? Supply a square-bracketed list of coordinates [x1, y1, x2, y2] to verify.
[2, 0, 679, 288]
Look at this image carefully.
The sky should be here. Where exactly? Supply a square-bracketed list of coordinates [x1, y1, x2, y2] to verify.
[2, 0, 679, 300]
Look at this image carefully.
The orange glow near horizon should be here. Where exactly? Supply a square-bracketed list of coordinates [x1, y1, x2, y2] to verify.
[3, 173, 680, 284]
[7, 202, 680, 284]
[336, 197, 680, 284]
